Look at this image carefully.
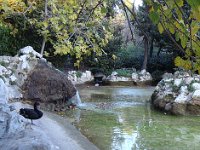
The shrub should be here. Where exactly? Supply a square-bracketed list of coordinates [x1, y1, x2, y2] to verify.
[76, 71, 82, 78]
[115, 69, 133, 77]
[115, 44, 143, 69]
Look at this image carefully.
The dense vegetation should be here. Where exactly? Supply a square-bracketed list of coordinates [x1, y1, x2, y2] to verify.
[0, 0, 199, 74]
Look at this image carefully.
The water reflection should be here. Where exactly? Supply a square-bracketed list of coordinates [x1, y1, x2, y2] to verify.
[111, 127, 138, 150]
[111, 111, 140, 150]
[65, 86, 200, 150]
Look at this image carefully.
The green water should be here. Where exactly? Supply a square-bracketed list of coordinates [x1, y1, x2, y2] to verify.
[65, 86, 200, 150]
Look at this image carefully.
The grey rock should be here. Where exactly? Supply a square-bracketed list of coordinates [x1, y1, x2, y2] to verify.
[151, 70, 200, 115]
[22, 59, 76, 104]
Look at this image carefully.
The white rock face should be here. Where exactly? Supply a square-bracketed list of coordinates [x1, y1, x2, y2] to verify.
[0, 103, 25, 137]
[174, 78, 182, 87]
[162, 73, 173, 79]
[152, 70, 200, 115]
[185, 77, 194, 85]
[9, 75, 17, 82]
[0, 65, 7, 76]
[138, 70, 152, 81]
[111, 71, 118, 76]
[0, 103, 53, 150]
[192, 83, 200, 90]
[108, 75, 131, 82]
[68, 70, 93, 84]
[19, 46, 42, 58]
[7, 85, 22, 100]
[192, 90, 200, 100]
[175, 93, 188, 103]
[108, 69, 152, 83]
[132, 73, 138, 82]
[0, 46, 41, 102]
[0, 78, 8, 104]
[164, 78, 174, 83]
[180, 86, 188, 94]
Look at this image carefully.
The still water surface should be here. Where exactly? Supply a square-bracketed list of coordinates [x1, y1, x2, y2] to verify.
[65, 86, 200, 150]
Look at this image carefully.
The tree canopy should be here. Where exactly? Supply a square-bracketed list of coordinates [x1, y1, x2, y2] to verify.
[146, 0, 200, 72]
[0, 0, 114, 67]
[0, 0, 199, 72]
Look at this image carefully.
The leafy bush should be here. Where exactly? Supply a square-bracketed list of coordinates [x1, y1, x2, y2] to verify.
[115, 69, 133, 77]
[147, 52, 175, 73]
[151, 70, 164, 82]
[76, 71, 82, 78]
[0, 23, 43, 56]
[0, 25, 17, 56]
[115, 44, 144, 69]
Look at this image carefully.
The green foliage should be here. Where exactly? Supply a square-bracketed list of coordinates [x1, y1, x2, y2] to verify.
[115, 69, 132, 77]
[76, 71, 82, 78]
[0, 60, 8, 67]
[0, 25, 17, 55]
[90, 68, 104, 75]
[0, 0, 114, 66]
[147, 52, 175, 73]
[115, 44, 144, 69]
[28, 0, 113, 66]
[188, 84, 195, 92]
[147, 0, 200, 73]
[172, 85, 180, 93]
[151, 70, 165, 83]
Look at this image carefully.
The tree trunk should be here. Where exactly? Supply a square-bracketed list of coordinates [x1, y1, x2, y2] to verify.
[142, 36, 149, 70]
[40, 0, 48, 57]
[149, 37, 154, 57]
[157, 45, 162, 56]
[40, 39, 46, 56]
[121, 0, 135, 42]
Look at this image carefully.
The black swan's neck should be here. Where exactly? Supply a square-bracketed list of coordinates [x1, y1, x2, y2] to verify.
[34, 105, 43, 117]
[34, 106, 38, 110]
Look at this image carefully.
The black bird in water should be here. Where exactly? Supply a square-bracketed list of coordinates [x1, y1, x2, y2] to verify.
[20, 102, 43, 124]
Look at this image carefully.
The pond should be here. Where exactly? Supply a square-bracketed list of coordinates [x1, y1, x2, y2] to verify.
[65, 86, 200, 150]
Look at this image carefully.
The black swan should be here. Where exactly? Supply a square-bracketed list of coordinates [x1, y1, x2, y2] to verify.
[20, 102, 43, 124]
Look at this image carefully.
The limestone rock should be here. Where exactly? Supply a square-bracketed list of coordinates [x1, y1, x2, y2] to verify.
[192, 90, 200, 100]
[0, 78, 8, 104]
[192, 83, 200, 91]
[132, 72, 138, 82]
[107, 69, 152, 86]
[174, 78, 182, 87]
[151, 70, 200, 115]
[0, 103, 53, 150]
[68, 70, 93, 84]
[19, 46, 42, 58]
[0, 104, 25, 137]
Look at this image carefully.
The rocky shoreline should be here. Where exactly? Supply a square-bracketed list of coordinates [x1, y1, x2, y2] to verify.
[151, 70, 200, 115]
[0, 102, 99, 150]
[0, 46, 98, 150]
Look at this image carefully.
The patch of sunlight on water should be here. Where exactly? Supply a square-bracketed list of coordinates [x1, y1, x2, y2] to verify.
[65, 86, 200, 150]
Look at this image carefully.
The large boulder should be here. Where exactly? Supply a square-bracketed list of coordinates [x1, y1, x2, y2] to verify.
[151, 70, 200, 115]
[0, 46, 76, 107]
[22, 59, 76, 103]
